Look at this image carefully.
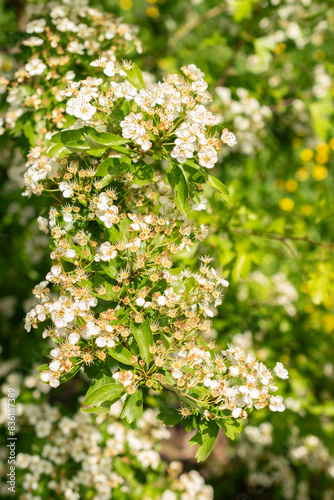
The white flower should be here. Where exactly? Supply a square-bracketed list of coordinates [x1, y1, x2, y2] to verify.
[192, 195, 207, 211]
[59, 181, 73, 198]
[229, 366, 240, 377]
[26, 19, 46, 34]
[157, 296, 167, 306]
[171, 144, 194, 163]
[136, 297, 146, 307]
[269, 395, 285, 412]
[274, 362, 289, 380]
[23, 37, 44, 47]
[232, 407, 242, 418]
[66, 96, 96, 121]
[198, 146, 218, 169]
[95, 242, 117, 261]
[68, 333, 80, 344]
[137, 450, 160, 469]
[104, 61, 115, 77]
[221, 128, 237, 147]
[25, 58, 47, 76]
[192, 79, 208, 93]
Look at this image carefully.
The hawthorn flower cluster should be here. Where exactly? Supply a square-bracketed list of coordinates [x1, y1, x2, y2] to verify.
[0, 370, 213, 500]
[62, 60, 236, 168]
[2, 0, 141, 137]
[114, 342, 287, 418]
[24, 167, 224, 390]
[19, 64, 287, 430]
[3, 0, 287, 450]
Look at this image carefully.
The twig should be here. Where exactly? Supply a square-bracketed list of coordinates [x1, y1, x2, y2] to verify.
[229, 228, 334, 249]
[167, 4, 226, 48]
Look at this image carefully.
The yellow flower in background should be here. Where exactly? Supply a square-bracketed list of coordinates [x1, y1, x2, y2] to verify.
[301, 204, 314, 216]
[329, 137, 334, 150]
[274, 43, 286, 55]
[300, 149, 314, 162]
[323, 314, 334, 334]
[285, 179, 298, 192]
[295, 168, 310, 181]
[316, 142, 329, 154]
[279, 198, 294, 211]
[315, 153, 329, 164]
[120, 0, 133, 10]
[312, 165, 328, 181]
[146, 6, 159, 17]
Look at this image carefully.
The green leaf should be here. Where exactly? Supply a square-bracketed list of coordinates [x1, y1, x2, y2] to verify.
[157, 406, 182, 426]
[51, 129, 83, 144]
[47, 142, 67, 158]
[100, 261, 118, 279]
[95, 157, 130, 177]
[65, 140, 90, 152]
[83, 366, 124, 406]
[207, 175, 229, 202]
[189, 420, 219, 462]
[108, 345, 134, 367]
[59, 364, 81, 383]
[131, 319, 153, 367]
[131, 162, 154, 185]
[219, 418, 242, 440]
[83, 379, 124, 406]
[126, 65, 146, 90]
[120, 390, 143, 423]
[38, 363, 49, 372]
[83, 128, 129, 148]
[184, 161, 207, 184]
[96, 282, 118, 301]
[167, 163, 190, 215]
[82, 401, 114, 414]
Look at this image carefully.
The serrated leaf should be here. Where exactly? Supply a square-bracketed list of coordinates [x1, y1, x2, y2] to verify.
[207, 175, 229, 202]
[126, 65, 146, 90]
[47, 142, 67, 158]
[131, 319, 153, 367]
[120, 390, 143, 423]
[189, 420, 219, 462]
[131, 162, 154, 185]
[107, 345, 134, 366]
[183, 161, 207, 184]
[167, 163, 190, 215]
[95, 157, 130, 177]
[59, 364, 81, 383]
[157, 406, 182, 426]
[100, 261, 118, 279]
[83, 379, 124, 406]
[220, 418, 242, 440]
[82, 401, 113, 414]
[83, 128, 129, 148]
[51, 129, 83, 144]
[65, 140, 90, 152]
[38, 363, 50, 372]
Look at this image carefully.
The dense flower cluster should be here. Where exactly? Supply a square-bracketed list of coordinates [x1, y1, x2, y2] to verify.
[2, 0, 288, 464]
[62, 60, 236, 169]
[2, 0, 141, 137]
[0, 369, 213, 500]
[233, 422, 334, 500]
[215, 87, 271, 156]
[22, 146, 287, 423]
